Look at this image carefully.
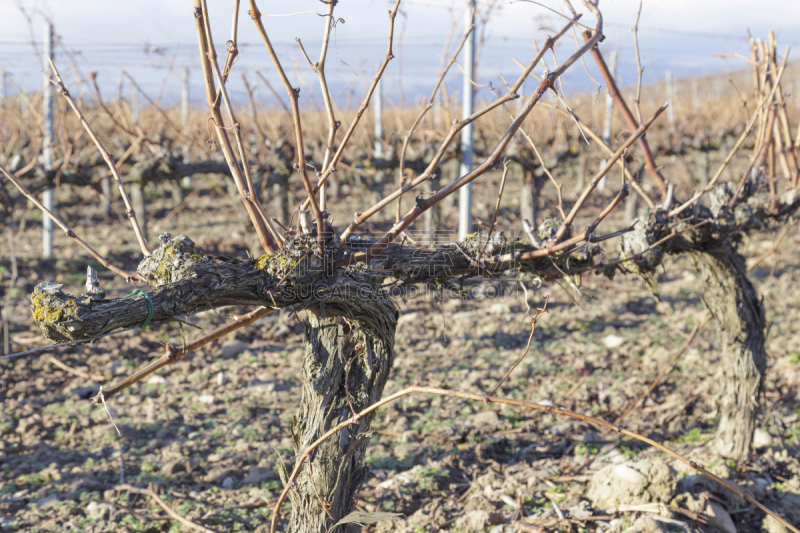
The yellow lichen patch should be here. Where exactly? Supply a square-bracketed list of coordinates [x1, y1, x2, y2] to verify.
[31, 291, 78, 324]
[253, 253, 297, 277]
[155, 262, 170, 281]
[254, 254, 273, 270]
[162, 243, 176, 259]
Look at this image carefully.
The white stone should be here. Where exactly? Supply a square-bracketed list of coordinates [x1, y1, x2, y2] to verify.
[604, 335, 625, 349]
[612, 464, 647, 485]
[753, 428, 773, 448]
[220, 340, 249, 359]
[197, 394, 215, 405]
[763, 514, 789, 533]
[147, 375, 169, 386]
[85, 501, 113, 520]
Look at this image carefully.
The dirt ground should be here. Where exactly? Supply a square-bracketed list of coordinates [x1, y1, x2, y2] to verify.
[1, 163, 799, 533]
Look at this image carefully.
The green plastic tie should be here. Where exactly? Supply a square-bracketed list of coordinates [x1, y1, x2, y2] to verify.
[125, 288, 154, 329]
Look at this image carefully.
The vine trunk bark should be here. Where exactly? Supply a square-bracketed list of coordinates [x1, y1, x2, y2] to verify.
[285, 297, 397, 533]
[690, 244, 767, 457]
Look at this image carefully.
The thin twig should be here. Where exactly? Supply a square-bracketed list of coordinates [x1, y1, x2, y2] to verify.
[746, 221, 796, 272]
[339, 10, 586, 242]
[346, 11, 605, 261]
[396, 17, 474, 225]
[194, 0, 277, 253]
[92, 307, 275, 403]
[631, 1, 645, 124]
[300, 0, 404, 218]
[47, 60, 151, 255]
[198, 0, 279, 254]
[553, 105, 667, 242]
[0, 163, 138, 281]
[581, 29, 668, 197]
[248, 0, 326, 254]
[669, 46, 790, 217]
[48, 356, 103, 381]
[486, 295, 549, 396]
[148, 484, 219, 533]
[480, 159, 510, 260]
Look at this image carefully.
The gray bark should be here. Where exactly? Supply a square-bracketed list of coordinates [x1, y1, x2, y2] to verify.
[690, 245, 766, 457]
[286, 297, 396, 533]
[618, 186, 799, 455]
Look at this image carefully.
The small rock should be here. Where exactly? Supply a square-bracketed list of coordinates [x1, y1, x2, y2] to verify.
[705, 501, 736, 533]
[750, 476, 771, 499]
[36, 494, 60, 509]
[1, 514, 15, 531]
[567, 500, 593, 520]
[397, 312, 419, 325]
[249, 379, 294, 392]
[589, 458, 677, 508]
[753, 428, 773, 448]
[242, 466, 277, 485]
[468, 410, 501, 428]
[85, 501, 113, 520]
[208, 453, 222, 463]
[72, 383, 100, 400]
[16, 415, 42, 435]
[220, 340, 249, 359]
[222, 476, 235, 490]
[623, 514, 692, 533]
[604, 335, 625, 349]
[613, 464, 647, 485]
[216, 371, 226, 386]
[393, 443, 425, 462]
[197, 394, 215, 405]
[763, 514, 789, 533]
[0, 414, 15, 434]
[454, 510, 503, 531]
[161, 460, 190, 476]
[547, 421, 581, 435]
[147, 375, 169, 386]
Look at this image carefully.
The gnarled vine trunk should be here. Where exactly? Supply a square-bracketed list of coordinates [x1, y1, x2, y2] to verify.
[690, 244, 766, 457]
[285, 296, 397, 533]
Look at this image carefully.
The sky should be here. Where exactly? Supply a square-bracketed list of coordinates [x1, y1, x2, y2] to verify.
[0, 0, 798, 107]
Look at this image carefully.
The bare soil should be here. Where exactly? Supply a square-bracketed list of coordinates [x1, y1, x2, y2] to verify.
[1, 168, 799, 533]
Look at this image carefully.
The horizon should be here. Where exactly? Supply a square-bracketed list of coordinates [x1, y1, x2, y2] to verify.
[0, 1, 798, 108]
